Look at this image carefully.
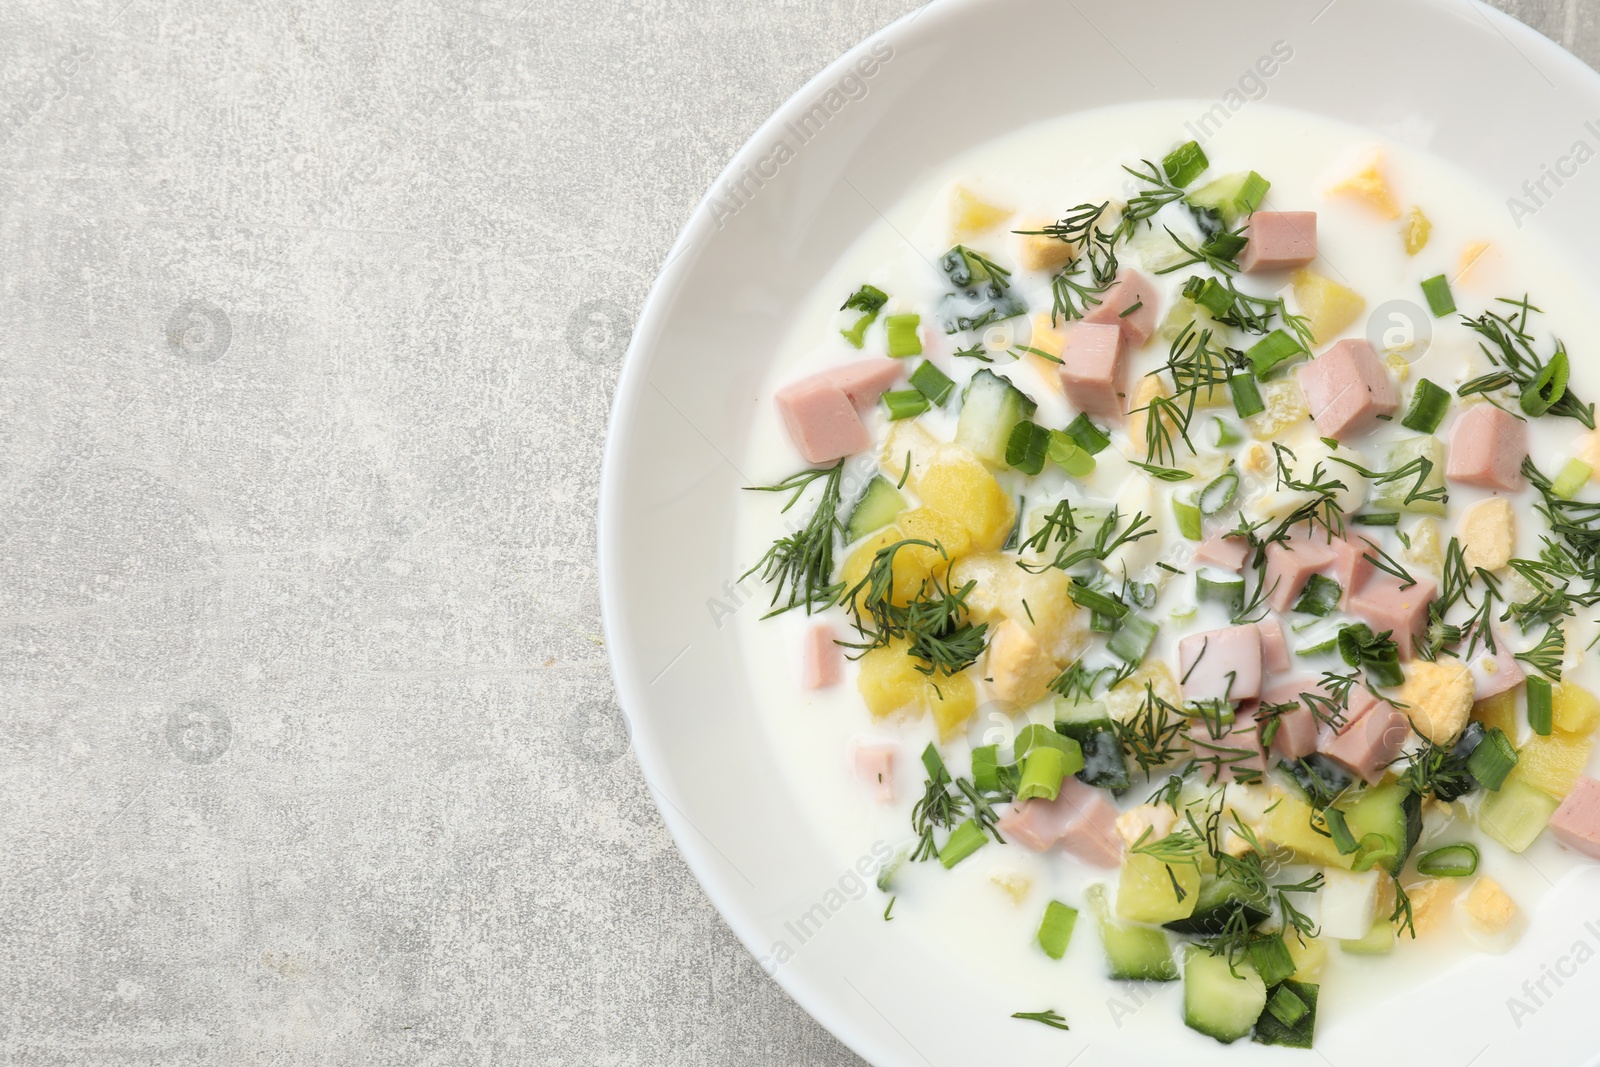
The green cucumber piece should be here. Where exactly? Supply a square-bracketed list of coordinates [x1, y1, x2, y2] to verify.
[1278, 754, 1354, 809]
[1188, 171, 1271, 224]
[1478, 776, 1559, 853]
[1087, 885, 1178, 981]
[844, 476, 907, 543]
[1339, 916, 1395, 955]
[1341, 781, 1423, 876]
[1055, 717, 1130, 791]
[1183, 949, 1267, 1044]
[955, 368, 1038, 466]
[1254, 979, 1319, 1049]
[1370, 435, 1447, 516]
[1165, 868, 1272, 937]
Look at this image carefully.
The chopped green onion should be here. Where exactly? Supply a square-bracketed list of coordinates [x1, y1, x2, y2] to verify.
[1162, 140, 1210, 188]
[842, 311, 878, 348]
[840, 284, 888, 347]
[1197, 470, 1239, 515]
[1246, 329, 1306, 378]
[1229, 373, 1266, 417]
[1065, 413, 1110, 455]
[885, 313, 922, 357]
[1420, 274, 1456, 317]
[1522, 349, 1570, 417]
[1196, 572, 1245, 615]
[1247, 934, 1296, 988]
[1400, 378, 1451, 433]
[1005, 420, 1051, 475]
[1467, 726, 1518, 791]
[1212, 417, 1243, 447]
[1047, 430, 1096, 477]
[1527, 675, 1553, 736]
[1234, 171, 1271, 215]
[1015, 723, 1082, 762]
[1416, 842, 1480, 878]
[1292, 573, 1342, 617]
[1351, 512, 1400, 527]
[1266, 985, 1309, 1028]
[1068, 579, 1128, 619]
[909, 360, 955, 405]
[875, 849, 903, 892]
[971, 744, 1003, 793]
[1296, 635, 1339, 657]
[1172, 498, 1202, 541]
[1036, 901, 1078, 960]
[1017, 746, 1070, 802]
[882, 389, 930, 421]
[1552, 457, 1592, 499]
[1190, 277, 1234, 317]
[1108, 614, 1159, 663]
[938, 818, 988, 868]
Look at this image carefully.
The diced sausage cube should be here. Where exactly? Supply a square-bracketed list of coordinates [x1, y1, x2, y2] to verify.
[1194, 532, 1249, 572]
[1329, 536, 1374, 607]
[1083, 268, 1159, 348]
[1179, 625, 1263, 704]
[1348, 574, 1436, 659]
[1189, 707, 1267, 784]
[1239, 211, 1318, 273]
[1296, 339, 1399, 441]
[1264, 529, 1338, 611]
[1058, 322, 1128, 419]
[1257, 615, 1291, 674]
[1321, 690, 1410, 784]
[775, 377, 871, 463]
[1549, 776, 1600, 860]
[997, 789, 1083, 852]
[1261, 676, 1330, 760]
[820, 358, 905, 406]
[800, 623, 843, 690]
[1056, 785, 1123, 868]
[1447, 403, 1528, 492]
[849, 739, 897, 802]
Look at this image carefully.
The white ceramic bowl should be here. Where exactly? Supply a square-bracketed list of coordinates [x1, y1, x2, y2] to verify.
[601, 2, 1600, 1062]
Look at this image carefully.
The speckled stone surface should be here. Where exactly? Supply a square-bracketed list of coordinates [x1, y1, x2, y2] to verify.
[0, 0, 1591, 1063]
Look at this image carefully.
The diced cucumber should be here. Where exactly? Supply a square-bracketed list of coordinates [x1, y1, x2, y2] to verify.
[1056, 715, 1130, 791]
[938, 245, 1028, 332]
[1108, 614, 1159, 664]
[844, 476, 907, 543]
[1277, 755, 1355, 810]
[1341, 781, 1423, 876]
[1183, 949, 1267, 1044]
[1477, 776, 1560, 853]
[1086, 885, 1179, 982]
[1244, 934, 1296, 988]
[1371, 436, 1447, 515]
[955, 369, 1038, 466]
[1164, 867, 1271, 937]
[1254, 979, 1319, 1049]
[1188, 171, 1271, 224]
[1338, 916, 1395, 955]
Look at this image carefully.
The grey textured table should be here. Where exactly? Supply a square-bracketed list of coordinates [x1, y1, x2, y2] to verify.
[0, 0, 1591, 1063]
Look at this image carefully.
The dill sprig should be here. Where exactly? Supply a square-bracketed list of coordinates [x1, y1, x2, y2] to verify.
[1116, 683, 1190, 776]
[1018, 507, 1156, 574]
[743, 461, 846, 616]
[1011, 1009, 1070, 1031]
[910, 744, 966, 862]
[1458, 297, 1594, 428]
[1515, 623, 1565, 681]
[840, 539, 989, 677]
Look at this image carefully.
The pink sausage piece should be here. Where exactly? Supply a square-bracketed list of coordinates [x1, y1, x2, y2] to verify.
[1189, 707, 1267, 784]
[1264, 529, 1338, 612]
[1178, 624, 1263, 704]
[1549, 776, 1600, 860]
[1448, 403, 1528, 492]
[820, 358, 906, 407]
[850, 739, 898, 803]
[1083, 268, 1160, 348]
[1257, 616, 1291, 675]
[775, 359, 906, 464]
[1194, 532, 1250, 572]
[1330, 537, 1374, 608]
[1239, 211, 1318, 273]
[1321, 689, 1410, 784]
[1058, 322, 1128, 420]
[800, 623, 842, 690]
[1057, 787, 1124, 868]
[1473, 636, 1527, 701]
[1261, 676, 1331, 761]
[998, 788, 1085, 852]
[1297, 339, 1400, 441]
[1347, 574, 1437, 660]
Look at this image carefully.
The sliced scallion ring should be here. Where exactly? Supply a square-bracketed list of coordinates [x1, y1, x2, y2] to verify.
[1416, 842, 1480, 878]
[1521, 348, 1570, 417]
[1198, 470, 1240, 515]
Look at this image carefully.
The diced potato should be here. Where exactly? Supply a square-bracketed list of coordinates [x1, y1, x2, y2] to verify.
[1509, 730, 1593, 799]
[1103, 661, 1181, 721]
[1385, 351, 1411, 381]
[950, 184, 1011, 237]
[840, 527, 920, 611]
[1404, 517, 1442, 571]
[928, 669, 978, 740]
[1246, 377, 1312, 439]
[1126, 374, 1170, 458]
[1398, 659, 1474, 744]
[989, 866, 1032, 903]
[1261, 792, 1347, 868]
[1286, 935, 1327, 980]
[1026, 313, 1066, 392]
[1401, 206, 1432, 255]
[1471, 690, 1518, 740]
[1405, 878, 1459, 937]
[985, 619, 1056, 708]
[1014, 217, 1075, 272]
[1114, 804, 1179, 847]
[1461, 877, 1517, 935]
[1554, 682, 1600, 736]
[1115, 851, 1200, 924]
[1291, 270, 1366, 347]
[1327, 158, 1401, 220]
[857, 637, 926, 719]
[915, 453, 1015, 552]
[1459, 497, 1514, 572]
[897, 506, 973, 578]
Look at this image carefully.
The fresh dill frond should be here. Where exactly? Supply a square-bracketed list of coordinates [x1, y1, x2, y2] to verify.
[743, 460, 847, 616]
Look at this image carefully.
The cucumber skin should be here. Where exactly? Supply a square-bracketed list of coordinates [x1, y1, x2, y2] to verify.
[1253, 979, 1319, 1049]
[1183, 950, 1268, 1044]
[1343, 783, 1423, 876]
[1056, 720, 1130, 791]
[1100, 921, 1179, 982]
[843, 476, 906, 543]
[1164, 872, 1271, 937]
[955, 369, 1037, 466]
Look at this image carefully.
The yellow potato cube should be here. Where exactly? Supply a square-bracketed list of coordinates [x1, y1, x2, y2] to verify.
[1328, 159, 1401, 220]
[1398, 659, 1475, 744]
[1554, 682, 1600, 736]
[1459, 498, 1515, 572]
[949, 554, 1086, 667]
[1286, 935, 1327, 980]
[1126, 374, 1170, 458]
[1292, 270, 1367, 346]
[1115, 851, 1201, 925]
[927, 668, 978, 740]
[1014, 216, 1075, 272]
[840, 526, 928, 610]
[1401, 206, 1432, 255]
[915, 453, 1015, 552]
[1462, 877, 1517, 934]
[1472, 690, 1518, 740]
[1262, 792, 1348, 868]
[857, 638, 926, 719]
[1385, 351, 1411, 381]
[882, 420, 942, 486]
[897, 506, 973, 579]
[1103, 661, 1181, 721]
[1509, 730, 1593, 799]
[950, 184, 1011, 238]
[1458, 241, 1494, 284]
